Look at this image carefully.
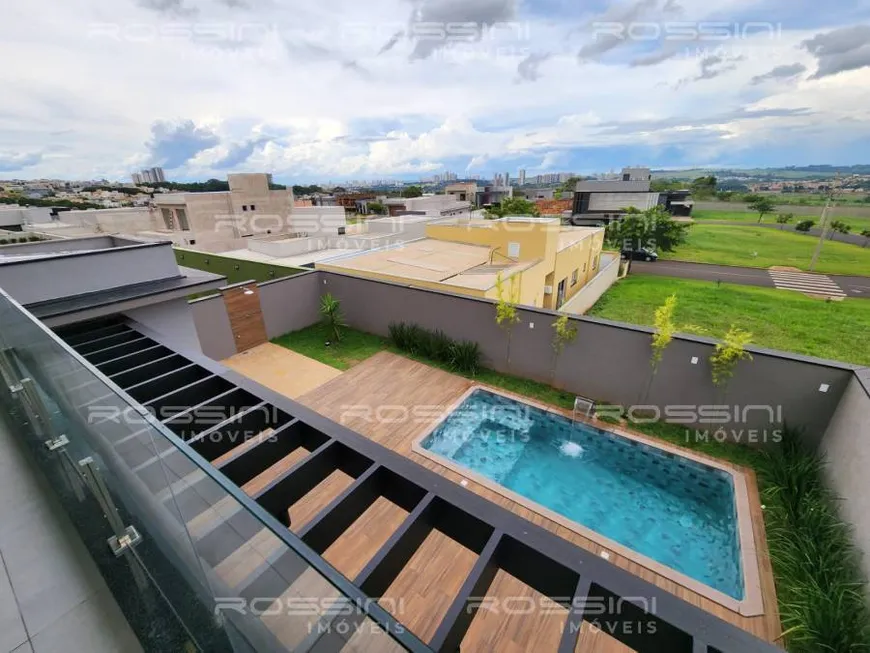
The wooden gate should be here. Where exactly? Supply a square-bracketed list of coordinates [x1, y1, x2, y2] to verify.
[221, 283, 267, 353]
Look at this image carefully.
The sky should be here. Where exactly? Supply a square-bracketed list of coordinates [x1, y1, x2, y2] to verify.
[2, 0, 870, 182]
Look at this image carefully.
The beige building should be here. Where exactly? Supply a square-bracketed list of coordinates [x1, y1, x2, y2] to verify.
[317, 217, 609, 310]
[153, 174, 294, 247]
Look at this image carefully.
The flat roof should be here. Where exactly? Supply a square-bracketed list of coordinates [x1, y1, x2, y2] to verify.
[318, 238, 535, 291]
[558, 227, 602, 251]
[221, 247, 363, 267]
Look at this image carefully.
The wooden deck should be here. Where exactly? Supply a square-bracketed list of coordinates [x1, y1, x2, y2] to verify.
[298, 351, 782, 649]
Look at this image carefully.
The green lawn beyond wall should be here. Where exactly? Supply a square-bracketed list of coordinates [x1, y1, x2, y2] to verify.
[174, 248, 308, 285]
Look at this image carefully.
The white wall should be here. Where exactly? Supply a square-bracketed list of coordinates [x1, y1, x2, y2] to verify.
[820, 371, 870, 594]
[557, 253, 621, 316]
[125, 298, 203, 353]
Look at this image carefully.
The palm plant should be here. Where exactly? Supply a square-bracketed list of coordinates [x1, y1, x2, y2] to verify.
[320, 293, 346, 342]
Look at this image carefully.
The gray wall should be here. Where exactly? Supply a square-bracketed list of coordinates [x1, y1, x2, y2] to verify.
[0, 244, 180, 306]
[125, 298, 203, 353]
[820, 370, 870, 589]
[320, 271, 857, 441]
[258, 271, 322, 339]
[189, 294, 237, 360]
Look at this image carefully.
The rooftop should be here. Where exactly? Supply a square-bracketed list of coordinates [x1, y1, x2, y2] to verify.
[317, 238, 534, 291]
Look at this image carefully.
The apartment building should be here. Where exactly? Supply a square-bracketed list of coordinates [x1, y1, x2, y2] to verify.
[152, 173, 294, 246]
[317, 217, 606, 310]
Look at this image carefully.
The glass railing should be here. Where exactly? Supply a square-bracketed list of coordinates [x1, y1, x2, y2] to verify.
[0, 287, 424, 653]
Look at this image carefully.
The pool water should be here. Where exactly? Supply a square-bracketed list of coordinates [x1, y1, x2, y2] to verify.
[420, 389, 744, 600]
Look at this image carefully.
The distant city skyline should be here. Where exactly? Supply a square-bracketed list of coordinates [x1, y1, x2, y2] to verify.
[2, 1, 869, 183]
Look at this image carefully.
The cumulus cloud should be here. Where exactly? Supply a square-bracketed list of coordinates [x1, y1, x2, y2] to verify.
[751, 63, 807, 85]
[212, 136, 270, 169]
[802, 25, 870, 78]
[136, 0, 197, 15]
[0, 152, 42, 172]
[146, 120, 220, 169]
[516, 52, 551, 82]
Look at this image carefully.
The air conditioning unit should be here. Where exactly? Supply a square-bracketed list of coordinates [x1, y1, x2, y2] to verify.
[544, 285, 553, 294]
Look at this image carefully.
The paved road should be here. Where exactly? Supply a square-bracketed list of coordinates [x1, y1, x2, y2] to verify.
[630, 260, 870, 299]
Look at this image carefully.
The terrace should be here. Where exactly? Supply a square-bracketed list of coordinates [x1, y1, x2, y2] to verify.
[0, 236, 867, 652]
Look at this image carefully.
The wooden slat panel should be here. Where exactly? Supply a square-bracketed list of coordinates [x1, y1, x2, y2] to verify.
[222, 284, 268, 352]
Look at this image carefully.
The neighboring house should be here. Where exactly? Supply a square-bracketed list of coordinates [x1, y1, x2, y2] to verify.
[316, 217, 608, 311]
[516, 188, 555, 201]
[152, 173, 294, 246]
[569, 166, 693, 225]
[445, 182, 479, 204]
[383, 195, 472, 218]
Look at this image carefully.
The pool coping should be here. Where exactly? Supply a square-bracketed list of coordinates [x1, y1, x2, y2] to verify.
[410, 384, 765, 618]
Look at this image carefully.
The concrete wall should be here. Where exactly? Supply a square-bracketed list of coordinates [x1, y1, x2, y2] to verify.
[820, 369, 870, 588]
[319, 271, 856, 440]
[125, 298, 203, 352]
[258, 272, 322, 339]
[559, 253, 620, 315]
[0, 242, 180, 306]
[189, 294, 237, 360]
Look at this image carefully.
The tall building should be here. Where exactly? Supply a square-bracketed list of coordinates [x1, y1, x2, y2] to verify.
[504, 172, 510, 187]
[518, 169, 526, 186]
[151, 167, 166, 183]
[131, 172, 143, 185]
[132, 167, 165, 185]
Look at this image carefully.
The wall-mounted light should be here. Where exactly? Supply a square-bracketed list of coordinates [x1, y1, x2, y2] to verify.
[241, 287, 254, 296]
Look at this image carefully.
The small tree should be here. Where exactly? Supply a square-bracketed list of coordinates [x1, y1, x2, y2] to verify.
[710, 326, 753, 387]
[829, 220, 852, 240]
[495, 272, 521, 370]
[746, 195, 777, 223]
[775, 212, 794, 230]
[320, 293, 346, 342]
[401, 185, 423, 198]
[795, 219, 815, 232]
[550, 315, 578, 383]
[861, 229, 870, 247]
[367, 201, 385, 215]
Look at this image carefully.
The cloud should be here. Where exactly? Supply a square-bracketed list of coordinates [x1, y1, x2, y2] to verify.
[378, 30, 404, 56]
[576, 0, 658, 61]
[136, 0, 197, 15]
[408, 0, 517, 61]
[751, 63, 807, 85]
[0, 152, 42, 172]
[674, 54, 742, 86]
[212, 137, 270, 169]
[146, 120, 220, 169]
[802, 25, 870, 78]
[516, 52, 551, 82]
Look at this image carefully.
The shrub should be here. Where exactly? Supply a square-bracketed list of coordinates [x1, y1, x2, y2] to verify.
[759, 431, 870, 652]
[0, 239, 7, 245]
[449, 340, 481, 375]
[388, 322, 409, 350]
[388, 322, 481, 375]
[795, 220, 815, 232]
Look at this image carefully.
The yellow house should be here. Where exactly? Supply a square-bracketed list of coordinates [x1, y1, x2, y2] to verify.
[316, 217, 607, 309]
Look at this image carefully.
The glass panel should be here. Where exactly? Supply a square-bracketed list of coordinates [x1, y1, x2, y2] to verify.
[0, 287, 419, 653]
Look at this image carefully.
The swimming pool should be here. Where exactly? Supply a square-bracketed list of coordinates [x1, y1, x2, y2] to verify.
[415, 387, 761, 612]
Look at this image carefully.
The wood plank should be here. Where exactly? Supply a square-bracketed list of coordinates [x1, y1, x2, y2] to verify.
[461, 568, 568, 653]
[298, 351, 782, 645]
[378, 527, 479, 644]
[288, 468, 356, 532]
[322, 496, 410, 581]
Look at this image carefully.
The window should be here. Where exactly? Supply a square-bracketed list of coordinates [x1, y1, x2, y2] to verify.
[571, 269, 578, 286]
[160, 207, 174, 229]
[507, 242, 520, 258]
[593, 254, 600, 270]
[250, 204, 256, 211]
[175, 207, 189, 231]
[242, 205, 248, 211]
[583, 262, 587, 273]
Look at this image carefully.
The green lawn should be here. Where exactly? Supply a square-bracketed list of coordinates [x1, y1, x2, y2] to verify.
[664, 224, 870, 275]
[587, 275, 870, 366]
[273, 322, 577, 409]
[693, 209, 870, 232]
[174, 248, 308, 285]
